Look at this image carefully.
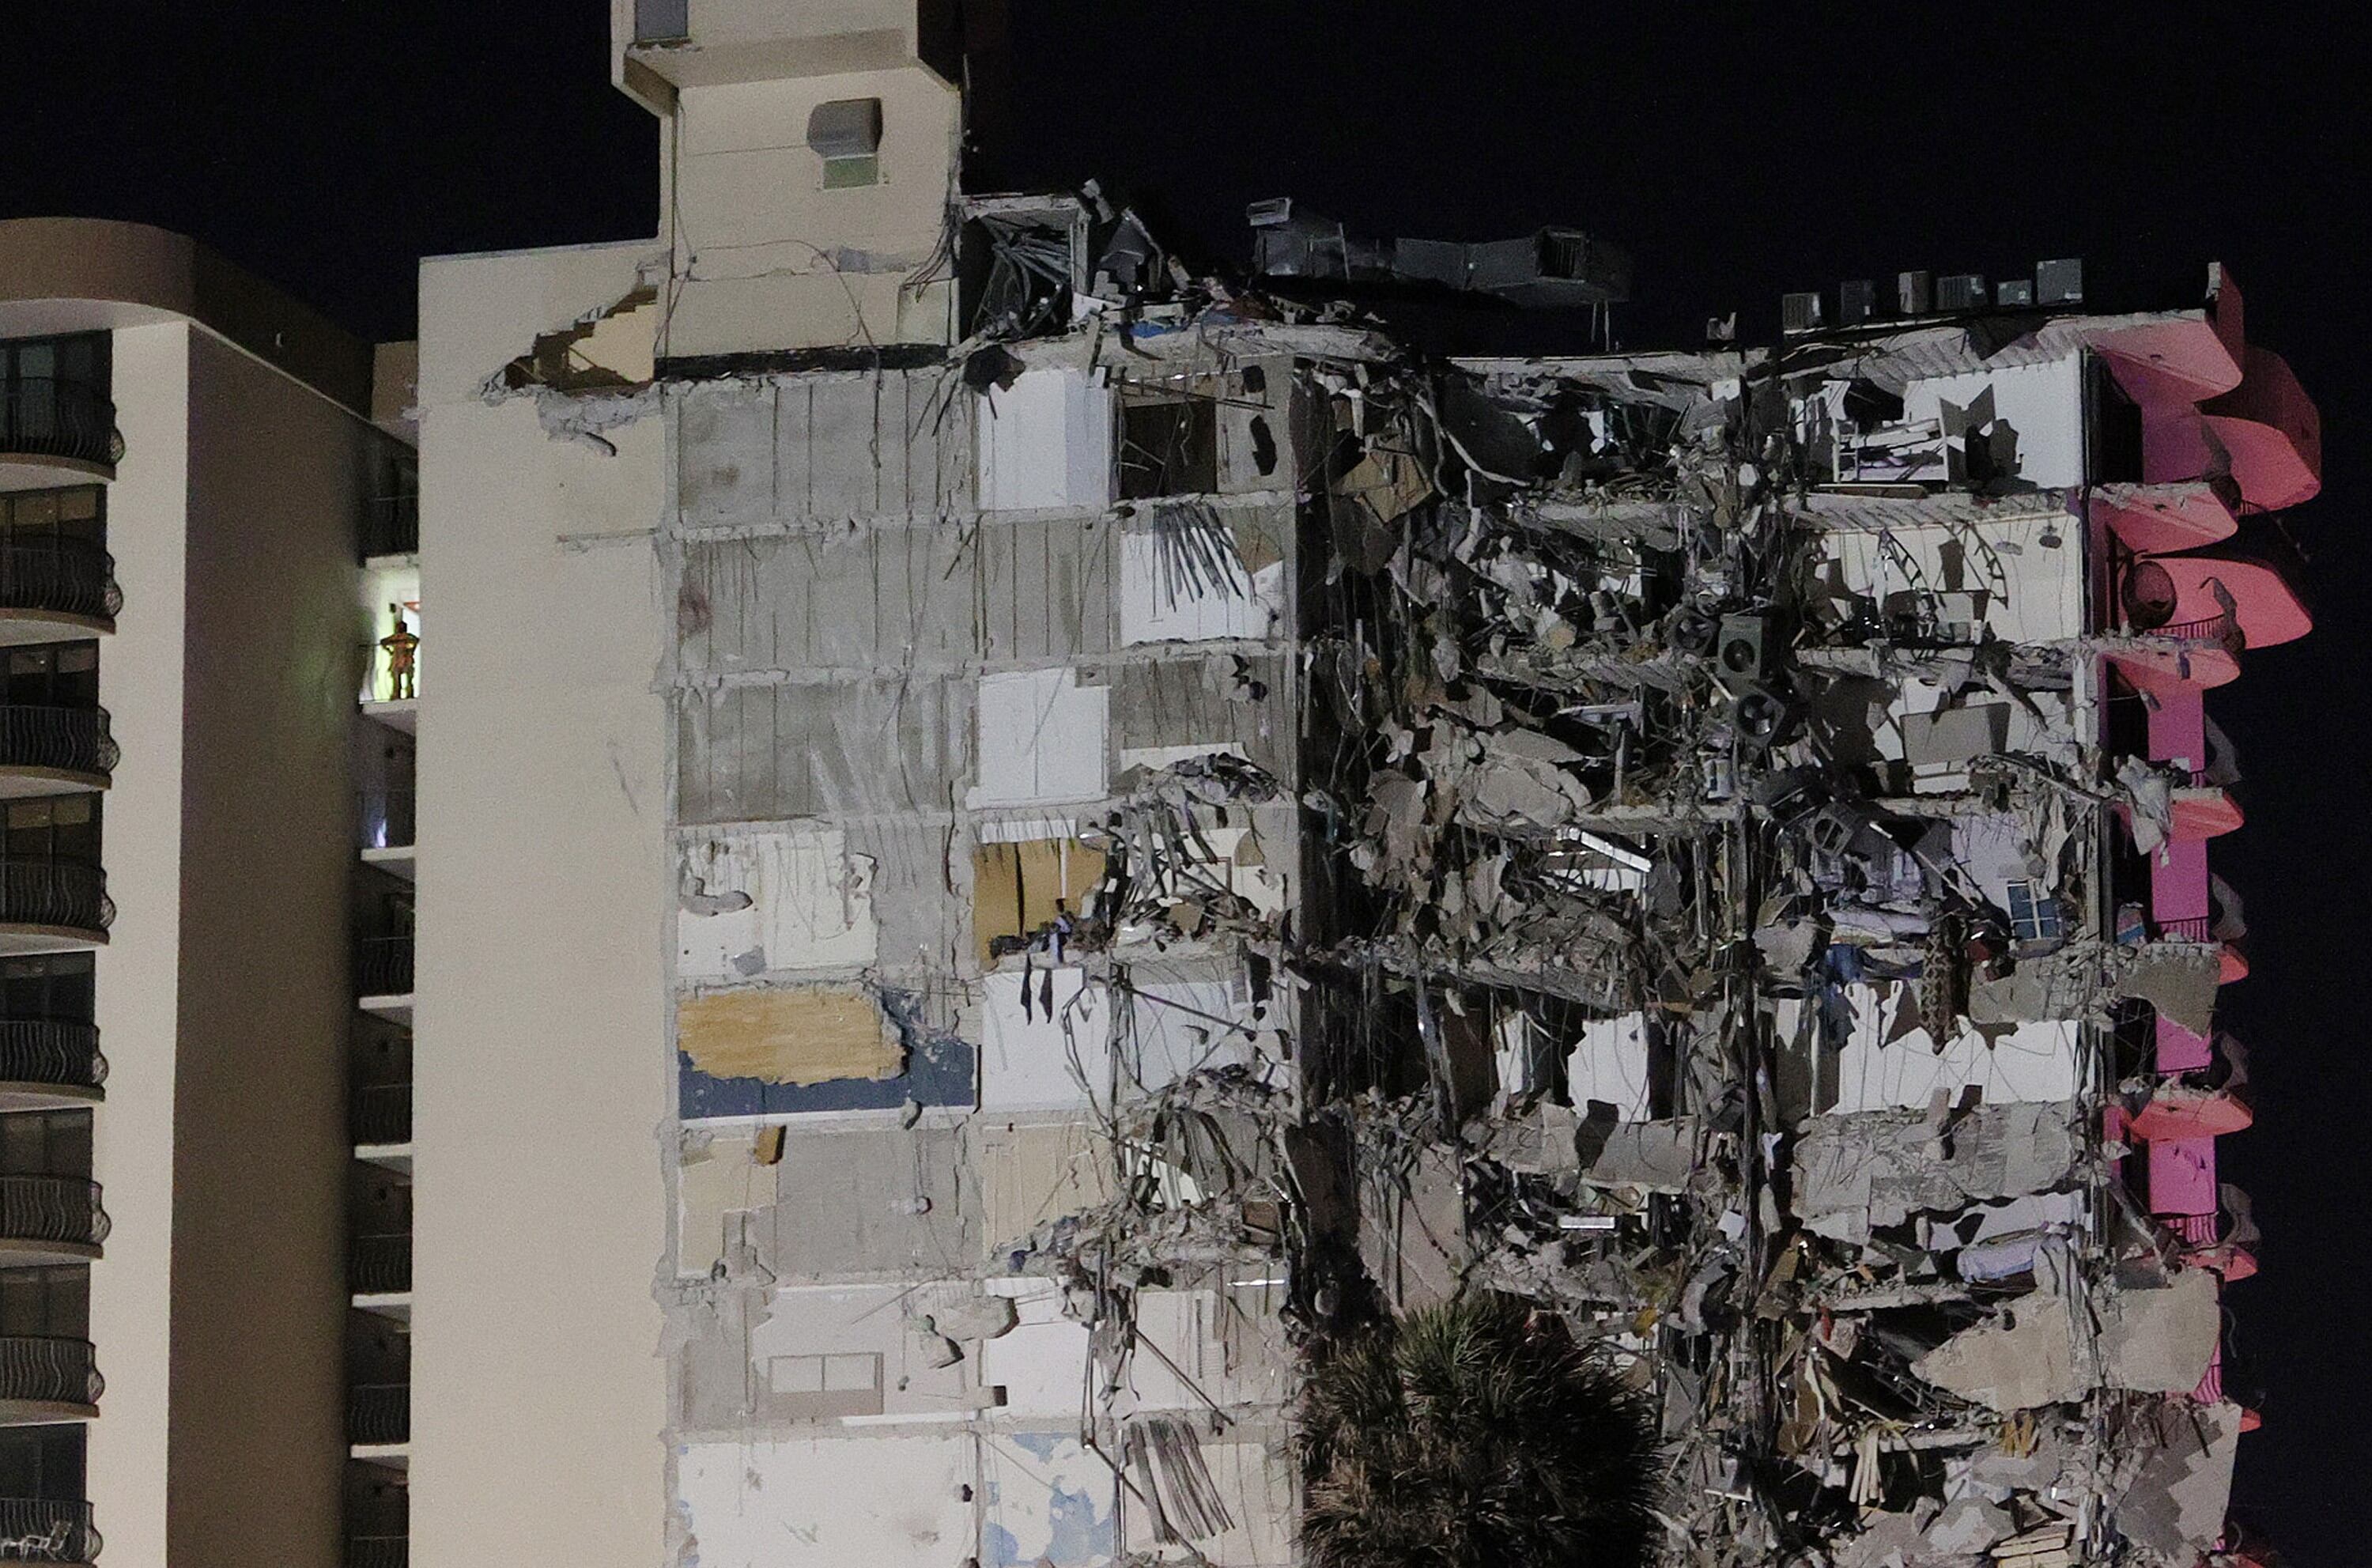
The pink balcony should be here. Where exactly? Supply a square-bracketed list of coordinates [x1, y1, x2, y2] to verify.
[2122, 553, 2310, 650]
[2109, 641, 2240, 696]
[2151, 839, 2248, 980]
[2132, 1081, 2253, 1140]
[2155, 1014, 2213, 1073]
[2094, 481, 2238, 555]
[2201, 346, 2321, 512]
[2147, 406, 2320, 515]
[2094, 269, 2247, 406]
[2147, 1135, 2217, 1218]
[2144, 688, 2243, 839]
[2168, 1195, 2259, 1280]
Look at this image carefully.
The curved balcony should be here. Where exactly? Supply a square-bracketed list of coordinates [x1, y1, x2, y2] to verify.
[2170, 777, 2244, 841]
[0, 863, 110, 955]
[2093, 279, 2246, 406]
[2129, 554, 2311, 651]
[2092, 482, 2236, 556]
[0, 538, 120, 647]
[2196, 346, 2321, 512]
[2131, 1080, 2254, 1141]
[347, 1382, 410, 1448]
[0, 1336, 101, 1423]
[0, 378, 123, 488]
[349, 1233, 412, 1298]
[0, 1498, 98, 1563]
[2168, 1208, 2259, 1283]
[351, 1082, 412, 1148]
[0, 1176, 108, 1265]
[0, 1020, 104, 1111]
[0, 708, 115, 799]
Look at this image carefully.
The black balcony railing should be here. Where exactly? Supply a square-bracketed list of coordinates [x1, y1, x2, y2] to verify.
[362, 494, 419, 560]
[2159, 916, 2214, 943]
[0, 1336, 101, 1407]
[0, 1020, 105, 1090]
[349, 1232, 412, 1295]
[0, 1176, 109, 1249]
[0, 538, 122, 625]
[0, 862, 111, 935]
[346, 1537, 409, 1568]
[355, 936, 414, 998]
[358, 788, 416, 851]
[0, 379, 124, 470]
[347, 1382, 410, 1446]
[351, 1082, 413, 1147]
[0, 1498, 98, 1563]
[0, 707, 117, 779]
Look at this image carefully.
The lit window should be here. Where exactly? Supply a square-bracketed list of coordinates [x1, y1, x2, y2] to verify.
[2005, 880, 2064, 943]
[809, 98, 883, 188]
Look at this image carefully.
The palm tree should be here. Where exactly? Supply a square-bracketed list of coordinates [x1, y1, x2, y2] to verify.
[1299, 1294, 1663, 1568]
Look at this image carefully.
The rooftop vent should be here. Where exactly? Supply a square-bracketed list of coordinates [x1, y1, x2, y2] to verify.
[1937, 274, 1988, 311]
[2037, 258, 2084, 304]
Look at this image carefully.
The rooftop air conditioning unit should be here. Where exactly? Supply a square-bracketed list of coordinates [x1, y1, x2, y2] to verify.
[1898, 270, 1935, 314]
[1996, 278, 2036, 307]
[2037, 257, 2084, 304]
[1938, 274, 1988, 311]
[1839, 279, 1877, 325]
[1781, 292, 1824, 333]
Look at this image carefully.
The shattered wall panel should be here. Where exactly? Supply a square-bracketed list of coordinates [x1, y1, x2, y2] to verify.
[675, 1433, 976, 1568]
[677, 826, 878, 979]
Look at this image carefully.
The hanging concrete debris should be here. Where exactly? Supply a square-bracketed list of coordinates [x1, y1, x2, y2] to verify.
[614, 165, 2313, 1568]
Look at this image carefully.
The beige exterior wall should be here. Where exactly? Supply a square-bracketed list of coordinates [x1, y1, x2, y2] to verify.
[78, 315, 382, 1568]
[655, 60, 957, 357]
[410, 239, 669, 1568]
[85, 318, 193, 1568]
[164, 330, 378, 1568]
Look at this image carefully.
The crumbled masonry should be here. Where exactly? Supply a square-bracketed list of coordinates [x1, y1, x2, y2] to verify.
[516, 190, 2306, 1567]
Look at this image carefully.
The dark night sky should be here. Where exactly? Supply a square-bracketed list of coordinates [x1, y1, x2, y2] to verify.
[8, 3, 2366, 1559]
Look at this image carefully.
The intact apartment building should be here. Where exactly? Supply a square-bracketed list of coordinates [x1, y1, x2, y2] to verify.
[0, 219, 420, 1566]
[3, 6, 2316, 1568]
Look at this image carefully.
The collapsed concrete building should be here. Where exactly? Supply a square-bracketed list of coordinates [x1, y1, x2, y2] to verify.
[381, 6, 2319, 1568]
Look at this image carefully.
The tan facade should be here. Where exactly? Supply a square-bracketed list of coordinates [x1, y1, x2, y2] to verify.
[3, 217, 407, 1566]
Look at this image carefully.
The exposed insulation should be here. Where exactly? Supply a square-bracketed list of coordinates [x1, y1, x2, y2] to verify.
[675, 987, 901, 1084]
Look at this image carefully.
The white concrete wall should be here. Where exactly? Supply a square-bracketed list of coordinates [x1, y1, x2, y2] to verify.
[85, 318, 191, 1568]
[411, 238, 670, 1568]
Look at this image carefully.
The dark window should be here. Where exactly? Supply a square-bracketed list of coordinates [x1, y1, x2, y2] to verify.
[364, 440, 418, 560]
[1118, 399, 1220, 498]
[2, 644, 97, 710]
[3, 796, 99, 867]
[2087, 358, 2144, 484]
[633, 0, 688, 43]
[0, 336, 108, 402]
[0, 1264, 88, 1338]
[0, 1421, 85, 1501]
[0, 489, 104, 550]
[0, 1109, 92, 1179]
[0, 956, 93, 1024]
